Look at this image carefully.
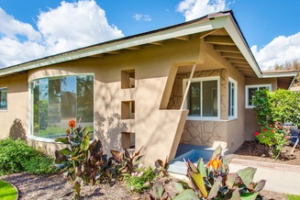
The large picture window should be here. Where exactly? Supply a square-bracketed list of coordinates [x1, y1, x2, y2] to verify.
[0, 88, 7, 110]
[183, 77, 219, 119]
[31, 75, 94, 139]
[245, 84, 271, 108]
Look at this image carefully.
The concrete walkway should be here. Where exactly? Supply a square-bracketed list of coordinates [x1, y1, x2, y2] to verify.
[229, 158, 300, 195]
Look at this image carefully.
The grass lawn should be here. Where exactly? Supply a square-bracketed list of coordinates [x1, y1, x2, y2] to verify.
[0, 180, 17, 200]
[288, 194, 300, 200]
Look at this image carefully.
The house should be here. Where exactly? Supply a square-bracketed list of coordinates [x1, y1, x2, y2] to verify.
[0, 10, 297, 166]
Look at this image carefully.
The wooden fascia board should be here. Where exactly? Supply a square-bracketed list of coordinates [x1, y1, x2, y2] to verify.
[221, 16, 262, 77]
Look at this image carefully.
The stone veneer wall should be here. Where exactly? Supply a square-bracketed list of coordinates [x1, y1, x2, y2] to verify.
[167, 69, 228, 147]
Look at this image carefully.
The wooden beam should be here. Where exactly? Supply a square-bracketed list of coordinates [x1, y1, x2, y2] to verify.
[236, 67, 254, 72]
[231, 63, 250, 68]
[90, 54, 104, 58]
[181, 64, 196, 110]
[205, 36, 235, 45]
[126, 46, 141, 50]
[220, 52, 244, 59]
[214, 45, 239, 53]
[227, 58, 248, 64]
[175, 36, 189, 41]
[150, 41, 163, 45]
[199, 30, 217, 39]
[106, 50, 121, 54]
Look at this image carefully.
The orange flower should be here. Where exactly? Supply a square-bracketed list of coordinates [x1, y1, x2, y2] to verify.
[68, 119, 76, 128]
[66, 129, 70, 135]
[207, 157, 222, 170]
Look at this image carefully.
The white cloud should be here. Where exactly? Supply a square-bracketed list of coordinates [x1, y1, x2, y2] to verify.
[0, 0, 124, 68]
[251, 32, 300, 70]
[132, 14, 152, 21]
[177, 0, 226, 21]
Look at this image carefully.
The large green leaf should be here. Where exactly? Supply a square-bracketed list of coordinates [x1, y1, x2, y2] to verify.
[190, 171, 208, 197]
[174, 182, 185, 193]
[226, 173, 238, 189]
[153, 182, 165, 199]
[222, 154, 236, 173]
[72, 147, 80, 157]
[237, 167, 257, 187]
[212, 145, 222, 159]
[230, 189, 241, 200]
[172, 189, 199, 200]
[197, 158, 207, 178]
[55, 150, 68, 164]
[55, 137, 69, 144]
[59, 147, 72, 155]
[240, 192, 259, 200]
[187, 160, 198, 173]
[80, 135, 90, 151]
[207, 176, 222, 199]
[253, 180, 266, 192]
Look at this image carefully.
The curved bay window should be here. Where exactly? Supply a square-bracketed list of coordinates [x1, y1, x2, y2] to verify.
[31, 75, 94, 139]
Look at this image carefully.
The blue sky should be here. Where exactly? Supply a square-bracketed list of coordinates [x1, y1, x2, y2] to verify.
[0, 0, 300, 70]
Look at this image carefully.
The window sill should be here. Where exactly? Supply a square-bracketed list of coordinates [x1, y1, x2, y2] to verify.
[187, 116, 220, 121]
[27, 135, 57, 143]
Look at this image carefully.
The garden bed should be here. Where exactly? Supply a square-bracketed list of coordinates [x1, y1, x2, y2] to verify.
[234, 141, 300, 166]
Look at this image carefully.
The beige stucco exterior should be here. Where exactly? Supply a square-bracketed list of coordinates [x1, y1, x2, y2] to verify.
[0, 11, 297, 166]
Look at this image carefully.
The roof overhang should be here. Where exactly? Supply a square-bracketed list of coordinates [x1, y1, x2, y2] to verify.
[0, 10, 297, 84]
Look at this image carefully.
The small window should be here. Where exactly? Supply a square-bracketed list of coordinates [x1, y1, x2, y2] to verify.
[0, 88, 7, 110]
[121, 101, 135, 119]
[121, 132, 135, 149]
[228, 78, 237, 118]
[245, 84, 271, 108]
[121, 70, 135, 89]
[183, 77, 219, 119]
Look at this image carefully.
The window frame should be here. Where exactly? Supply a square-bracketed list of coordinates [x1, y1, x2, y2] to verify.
[183, 76, 220, 121]
[228, 77, 237, 119]
[0, 87, 7, 111]
[28, 73, 95, 142]
[245, 84, 272, 109]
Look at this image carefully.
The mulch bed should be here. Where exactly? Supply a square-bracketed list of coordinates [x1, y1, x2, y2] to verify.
[1, 141, 299, 200]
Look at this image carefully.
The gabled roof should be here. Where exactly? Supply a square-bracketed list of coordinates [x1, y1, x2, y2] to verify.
[0, 10, 297, 85]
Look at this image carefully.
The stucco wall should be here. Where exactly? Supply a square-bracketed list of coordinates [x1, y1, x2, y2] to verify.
[0, 73, 28, 139]
[26, 35, 200, 165]
[244, 77, 277, 141]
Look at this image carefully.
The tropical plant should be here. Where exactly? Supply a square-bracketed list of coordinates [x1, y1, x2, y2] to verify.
[111, 146, 144, 175]
[143, 181, 171, 200]
[54, 119, 114, 199]
[155, 157, 169, 177]
[173, 146, 266, 200]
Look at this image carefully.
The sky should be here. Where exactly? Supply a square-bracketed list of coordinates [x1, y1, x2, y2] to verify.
[0, 0, 300, 70]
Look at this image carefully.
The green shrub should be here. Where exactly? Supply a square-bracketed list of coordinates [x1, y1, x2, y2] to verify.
[124, 165, 157, 193]
[0, 138, 57, 175]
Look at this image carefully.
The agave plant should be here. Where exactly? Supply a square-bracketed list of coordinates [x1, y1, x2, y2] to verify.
[173, 146, 266, 200]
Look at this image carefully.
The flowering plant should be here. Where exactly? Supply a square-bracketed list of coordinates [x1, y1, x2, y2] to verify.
[255, 122, 290, 157]
[124, 164, 157, 193]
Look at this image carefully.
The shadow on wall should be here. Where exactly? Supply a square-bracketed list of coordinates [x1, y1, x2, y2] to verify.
[94, 112, 128, 152]
[9, 118, 26, 140]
